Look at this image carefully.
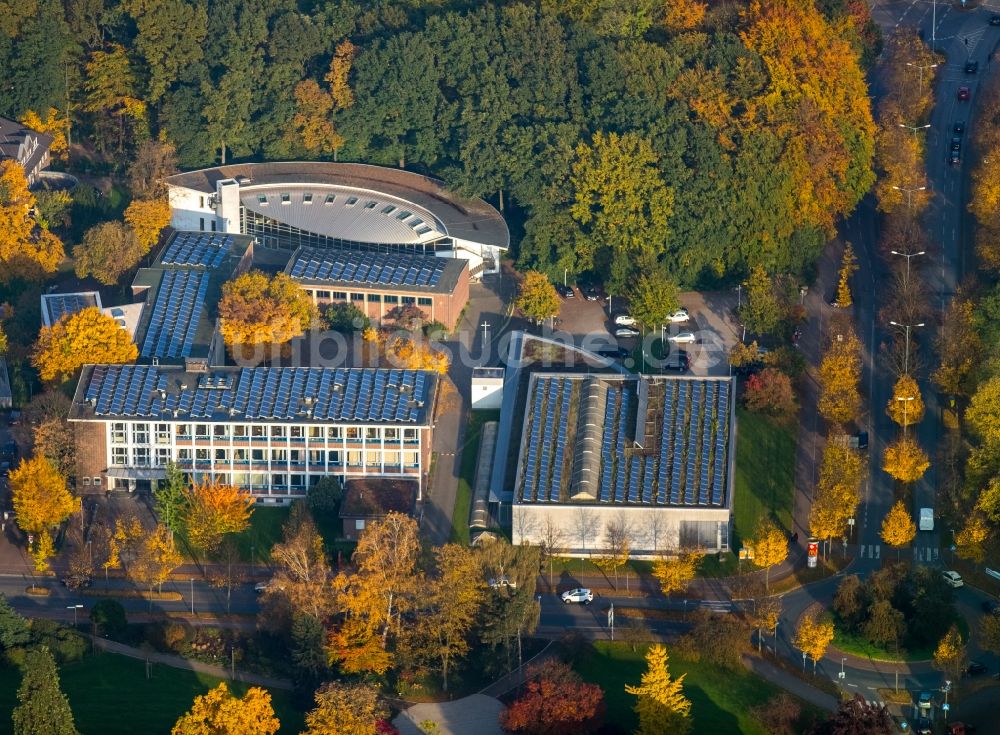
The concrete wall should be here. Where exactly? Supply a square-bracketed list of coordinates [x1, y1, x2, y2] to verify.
[512, 503, 731, 558]
[471, 377, 503, 410]
[168, 186, 221, 232]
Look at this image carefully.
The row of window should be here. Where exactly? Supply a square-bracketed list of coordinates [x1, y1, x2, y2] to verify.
[110, 446, 419, 468]
[302, 289, 433, 307]
[109, 423, 420, 445]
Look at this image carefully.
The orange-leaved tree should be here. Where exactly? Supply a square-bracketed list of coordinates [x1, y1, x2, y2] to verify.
[124, 197, 171, 252]
[10, 455, 77, 533]
[750, 518, 788, 592]
[880, 500, 916, 560]
[218, 271, 318, 347]
[0, 160, 64, 281]
[883, 437, 930, 483]
[171, 682, 279, 735]
[19, 108, 69, 160]
[32, 307, 138, 382]
[181, 479, 253, 554]
[886, 374, 925, 427]
[818, 328, 863, 426]
[73, 221, 145, 285]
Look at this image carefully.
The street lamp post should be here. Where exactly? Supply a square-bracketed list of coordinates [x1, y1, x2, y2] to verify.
[890, 250, 926, 290]
[889, 321, 924, 375]
[190, 578, 195, 615]
[67, 604, 83, 627]
[802, 651, 807, 672]
[906, 61, 938, 96]
[895, 396, 916, 438]
[891, 184, 927, 213]
[898, 122, 931, 142]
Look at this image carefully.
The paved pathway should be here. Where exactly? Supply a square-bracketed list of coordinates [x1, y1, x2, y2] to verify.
[742, 655, 838, 714]
[87, 634, 293, 690]
[392, 694, 504, 735]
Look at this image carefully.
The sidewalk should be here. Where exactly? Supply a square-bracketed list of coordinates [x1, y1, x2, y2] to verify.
[742, 654, 839, 713]
[87, 633, 293, 690]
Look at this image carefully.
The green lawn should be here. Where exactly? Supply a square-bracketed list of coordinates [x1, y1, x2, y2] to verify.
[450, 410, 500, 544]
[0, 653, 303, 735]
[572, 641, 818, 734]
[230, 507, 292, 563]
[733, 409, 796, 545]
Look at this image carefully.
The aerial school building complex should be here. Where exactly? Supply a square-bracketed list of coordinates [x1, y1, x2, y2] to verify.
[67, 162, 509, 502]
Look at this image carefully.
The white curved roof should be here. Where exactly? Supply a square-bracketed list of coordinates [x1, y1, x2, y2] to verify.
[241, 184, 445, 246]
[165, 162, 509, 250]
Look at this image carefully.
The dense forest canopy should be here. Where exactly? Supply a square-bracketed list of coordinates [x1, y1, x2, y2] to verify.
[0, 0, 877, 288]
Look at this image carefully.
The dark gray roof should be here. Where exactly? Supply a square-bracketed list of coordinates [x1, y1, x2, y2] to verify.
[516, 374, 734, 508]
[71, 365, 436, 424]
[286, 246, 466, 295]
[139, 270, 210, 359]
[0, 116, 52, 176]
[164, 162, 509, 250]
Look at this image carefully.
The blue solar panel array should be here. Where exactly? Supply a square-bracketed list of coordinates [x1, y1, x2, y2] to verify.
[289, 246, 446, 288]
[140, 270, 210, 359]
[161, 233, 234, 268]
[598, 388, 619, 503]
[549, 380, 574, 501]
[85, 366, 432, 423]
[45, 293, 96, 324]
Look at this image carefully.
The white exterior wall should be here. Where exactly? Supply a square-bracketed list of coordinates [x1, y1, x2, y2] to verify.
[99, 419, 426, 499]
[512, 503, 731, 558]
[449, 238, 502, 276]
[168, 185, 221, 232]
[471, 377, 504, 410]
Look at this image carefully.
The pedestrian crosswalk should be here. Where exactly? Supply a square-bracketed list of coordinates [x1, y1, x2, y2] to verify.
[859, 544, 881, 559]
[914, 546, 939, 563]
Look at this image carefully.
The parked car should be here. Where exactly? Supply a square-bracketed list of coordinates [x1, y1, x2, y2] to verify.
[958, 86, 971, 101]
[966, 661, 988, 676]
[993, 14, 1000, 26]
[954, 121, 966, 135]
[615, 327, 641, 338]
[981, 599, 1000, 615]
[667, 308, 690, 323]
[6, 410, 20, 426]
[950, 149, 962, 166]
[667, 332, 697, 344]
[942, 570, 964, 588]
[561, 588, 593, 605]
[952, 137, 962, 151]
[915, 717, 933, 735]
[488, 576, 517, 590]
[582, 285, 603, 302]
[663, 351, 689, 373]
[60, 575, 92, 589]
[919, 507, 934, 531]
[918, 691, 934, 710]
[555, 284, 575, 298]
[965, 60, 979, 74]
[254, 581, 272, 593]
[595, 346, 629, 359]
[614, 314, 637, 326]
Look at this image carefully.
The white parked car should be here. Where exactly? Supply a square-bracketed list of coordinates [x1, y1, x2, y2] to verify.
[942, 571, 964, 588]
[561, 588, 594, 605]
[614, 314, 637, 326]
[667, 332, 697, 344]
[615, 327, 641, 338]
[918, 507, 934, 531]
[667, 308, 690, 323]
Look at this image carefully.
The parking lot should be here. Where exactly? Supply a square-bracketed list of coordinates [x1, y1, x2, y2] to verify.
[552, 286, 742, 377]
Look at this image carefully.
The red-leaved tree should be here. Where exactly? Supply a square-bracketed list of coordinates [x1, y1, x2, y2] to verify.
[743, 368, 796, 417]
[500, 659, 605, 735]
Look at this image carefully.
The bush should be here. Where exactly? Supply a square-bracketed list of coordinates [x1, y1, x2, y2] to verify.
[324, 302, 369, 332]
[744, 368, 796, 416]
[423, 320, 449, 338]
[90, 599, 128, 639]
[146, 621, 191, 653]
[29, 619, 87, 663]
[307, 477, 343, 516]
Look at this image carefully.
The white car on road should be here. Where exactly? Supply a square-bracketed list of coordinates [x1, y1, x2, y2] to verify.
[614, 314, 637, 326]
[561, 588, 594, 605]
[667, 332, 697, 344]
[942, 571, 964, 588]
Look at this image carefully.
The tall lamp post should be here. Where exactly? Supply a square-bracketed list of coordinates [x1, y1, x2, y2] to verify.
[906, 61, 938, 96]
[190, 578, 195, 615]
[890, 249, 926, 290]
[895, 395, 916, 438]
[67, 604, 83, 627]
[898, 122, 931, 142]
[889, 321, 924, 375]
[891, 184, 927, 213]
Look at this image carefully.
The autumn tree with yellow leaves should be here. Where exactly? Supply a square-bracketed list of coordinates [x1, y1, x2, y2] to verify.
[880, 500, 916, 560]
[955, 513, 990, 564]
[362, 328, 450, 374]
[795, 609, 835, 674]
[301, 682, 387, 735]
[288, 40, 356, 159]
[932, 625, 967, 684]
[0, 160, 64, 282]
[749, 519, 787, 592]
[10, 456, 77, 536]
[810, 443, 865, 556]
[515, 271, 560, 324]
[883, 437, 930, 483]
[933, 299, 981, 396]
[625, 644, 692, 735]
[124, 197, 171, 252]
[328, 512, 421, 675]
[836, 243, 858, 307]
[818, 328, 863, 426]
[887, 374, 925, 427]
[32, 307, 138, 382]
[171, 683, 279, 735]
[130, 524, 183, 596]
[652, 549, 703, 597]
[73, 221, 145, 285]
[181, 480, 253, 554]
[218, 271, 318, 349]
[663, 0, 706, 30]
[19, 108, 68, 160]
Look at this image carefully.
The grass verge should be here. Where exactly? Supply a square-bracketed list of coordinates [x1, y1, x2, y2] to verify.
[0, 652, 303, 735]
[733, 409, 796, 544]
[572, 641, 821, 735]
[450, 410, 500, 545]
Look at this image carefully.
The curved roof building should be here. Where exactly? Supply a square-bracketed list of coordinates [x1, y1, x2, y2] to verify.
[165, 162, 508, 278]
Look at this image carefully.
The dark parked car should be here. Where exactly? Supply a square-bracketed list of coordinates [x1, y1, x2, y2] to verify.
[595, 346, 629, 359]
[950, 149, 961, 166]
[965, 60, 979, 74]
[915, 718, 933, 735]
[959, 86, 971, 101]
[993, 14, 1000, 26]
[952, 137, 962, 151]
[954, 121, 966, 135]
[555, 284, 575, 298]
[966, 661, 988, 676]
[582, 285, 602, 301]
[981, 599, 1000, 615]
[663, 350, 690, 373]
[60, 575, 92, 590]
